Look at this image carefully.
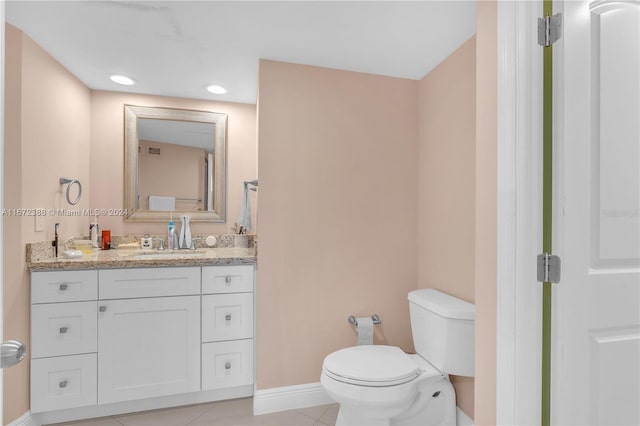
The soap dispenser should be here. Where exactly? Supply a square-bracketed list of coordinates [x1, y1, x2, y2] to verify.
[179, 215, 191, 249]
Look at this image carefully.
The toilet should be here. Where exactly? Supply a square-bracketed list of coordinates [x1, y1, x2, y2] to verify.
[320, 289, 474, 426]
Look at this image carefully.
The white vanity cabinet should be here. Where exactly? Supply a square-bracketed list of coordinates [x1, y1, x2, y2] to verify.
[30, 264, 255, 421]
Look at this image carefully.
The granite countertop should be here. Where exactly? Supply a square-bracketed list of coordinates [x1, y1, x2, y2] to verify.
[26, 234, 257, 271]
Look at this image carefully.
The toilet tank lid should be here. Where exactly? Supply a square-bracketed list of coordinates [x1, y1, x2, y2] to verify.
[408, 289, 475, 320]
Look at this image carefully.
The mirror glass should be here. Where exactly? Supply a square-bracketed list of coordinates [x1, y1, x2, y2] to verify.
[124, 105, 227, 222]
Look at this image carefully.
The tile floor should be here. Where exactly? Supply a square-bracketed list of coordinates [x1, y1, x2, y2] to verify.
[50, 398, 339, 426]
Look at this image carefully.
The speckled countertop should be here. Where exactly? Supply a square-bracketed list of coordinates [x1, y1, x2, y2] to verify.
[27, 234, 256, 271]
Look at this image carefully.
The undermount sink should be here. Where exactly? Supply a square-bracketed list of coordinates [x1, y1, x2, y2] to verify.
[131, 250, 206, 260]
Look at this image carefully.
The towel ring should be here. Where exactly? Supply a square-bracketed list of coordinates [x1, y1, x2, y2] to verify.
[60, 177, 82, 205]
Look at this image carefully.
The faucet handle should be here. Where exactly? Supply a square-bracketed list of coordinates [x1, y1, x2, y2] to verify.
[189, 237, 203, 250]
[153, 238, 165, 251]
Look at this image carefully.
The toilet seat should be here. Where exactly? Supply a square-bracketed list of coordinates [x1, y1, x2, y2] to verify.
[322, 345, 421, 387]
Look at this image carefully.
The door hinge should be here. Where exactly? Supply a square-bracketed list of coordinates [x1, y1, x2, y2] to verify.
[537, 253, 561, 283]
[538, 13, 562, 47]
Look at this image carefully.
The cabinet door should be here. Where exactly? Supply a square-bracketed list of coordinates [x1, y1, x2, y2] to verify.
[202, 293, 254, 342]
[202, 339, 254, 390]
[98, 296, 200, 404]
[202, 265, 254, 294]
[31, 353, 97, 413]
[31, 270, 98, 304]
[31, 301, 97, 358]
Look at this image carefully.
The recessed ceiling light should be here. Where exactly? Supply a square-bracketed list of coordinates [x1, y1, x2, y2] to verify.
[206, 85, 227, 95]
[110, 75, 136, 86]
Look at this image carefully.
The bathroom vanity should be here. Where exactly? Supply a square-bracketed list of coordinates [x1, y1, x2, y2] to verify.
[27, 244, 256, 424]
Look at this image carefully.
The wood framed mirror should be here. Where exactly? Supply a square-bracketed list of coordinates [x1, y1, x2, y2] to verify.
[124, 105, 227, 222]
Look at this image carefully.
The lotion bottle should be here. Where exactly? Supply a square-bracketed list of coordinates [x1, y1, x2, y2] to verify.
[90, 213, 100, 248]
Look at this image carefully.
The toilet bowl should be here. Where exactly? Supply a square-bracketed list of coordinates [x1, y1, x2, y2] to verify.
[320, 289, 474, 426]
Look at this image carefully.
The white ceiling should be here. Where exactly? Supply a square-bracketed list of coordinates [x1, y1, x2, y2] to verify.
[5, 1, 476, 105]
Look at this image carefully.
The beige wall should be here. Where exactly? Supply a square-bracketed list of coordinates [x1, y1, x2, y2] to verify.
[475, 1, 498, 425]
[3, 24, 92, 424]
[90, 91, 257, 237]
[417, 35, 477, 418]
[256, 60, 419, 389]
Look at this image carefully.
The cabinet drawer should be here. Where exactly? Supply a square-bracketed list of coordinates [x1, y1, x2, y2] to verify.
[32, 301, 97, 358]
[99, 267, 200, 299]
[202, 339, 253, 390]
[31, 353, 97, 413]
[202, 265, 254, 294]
[202, 293, 253, 342]
[31, 270, 98, 304]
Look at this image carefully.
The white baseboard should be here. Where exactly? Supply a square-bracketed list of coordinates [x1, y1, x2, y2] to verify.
[16, 390, 472, 425]
[253, 382, 474, 426]
[7, 411, 38, 426]
[457, 407, 474, 426]
[32, 385, 253, 425]
[253, 382, 335, 415]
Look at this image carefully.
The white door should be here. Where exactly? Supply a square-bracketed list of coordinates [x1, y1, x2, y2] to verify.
[98, 296, 201, 404]
[554, 1, 640, 424]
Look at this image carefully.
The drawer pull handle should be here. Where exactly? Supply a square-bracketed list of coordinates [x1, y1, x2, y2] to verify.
[59, 283, 69, 291]
[225, 276, 232, 285]
[59, 380, 68, 388]
[59, 327, 68, 334]
[225, 362, 231, 370]
[225, 314, 232, 321]
[99, 306, 107, 313]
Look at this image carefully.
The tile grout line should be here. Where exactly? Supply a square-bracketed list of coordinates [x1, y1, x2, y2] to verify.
[111, 415, 125, 425]
[185, 407, 213, 426]
[295, 405, 331, 422]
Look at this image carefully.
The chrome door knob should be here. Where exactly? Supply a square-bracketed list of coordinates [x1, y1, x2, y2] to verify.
[0, 340, 26, 369]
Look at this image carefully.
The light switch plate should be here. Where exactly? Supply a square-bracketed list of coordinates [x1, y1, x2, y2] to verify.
[35, 215, 44, 232]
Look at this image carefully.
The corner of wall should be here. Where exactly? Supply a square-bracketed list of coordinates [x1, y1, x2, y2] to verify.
[416, 33, 477, 419]
[3, 24, 92, 424]
[474, 1, 498, 425]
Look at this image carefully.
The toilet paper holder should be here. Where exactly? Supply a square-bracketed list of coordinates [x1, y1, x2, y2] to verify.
[348, 314, 381, 330]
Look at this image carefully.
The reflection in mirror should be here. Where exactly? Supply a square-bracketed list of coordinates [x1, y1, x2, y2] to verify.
[124, 105, 227, 222]
[138, 119, 213, 211]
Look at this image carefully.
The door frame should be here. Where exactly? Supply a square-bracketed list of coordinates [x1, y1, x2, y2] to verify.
[496, 1, 544, 424]
[0, 0, 5, 420]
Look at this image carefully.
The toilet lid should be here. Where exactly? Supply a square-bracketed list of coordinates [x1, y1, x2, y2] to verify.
[323, 346, 420, 386]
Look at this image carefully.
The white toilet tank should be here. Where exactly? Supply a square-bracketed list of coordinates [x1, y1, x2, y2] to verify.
[408, 289, 475, 377]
